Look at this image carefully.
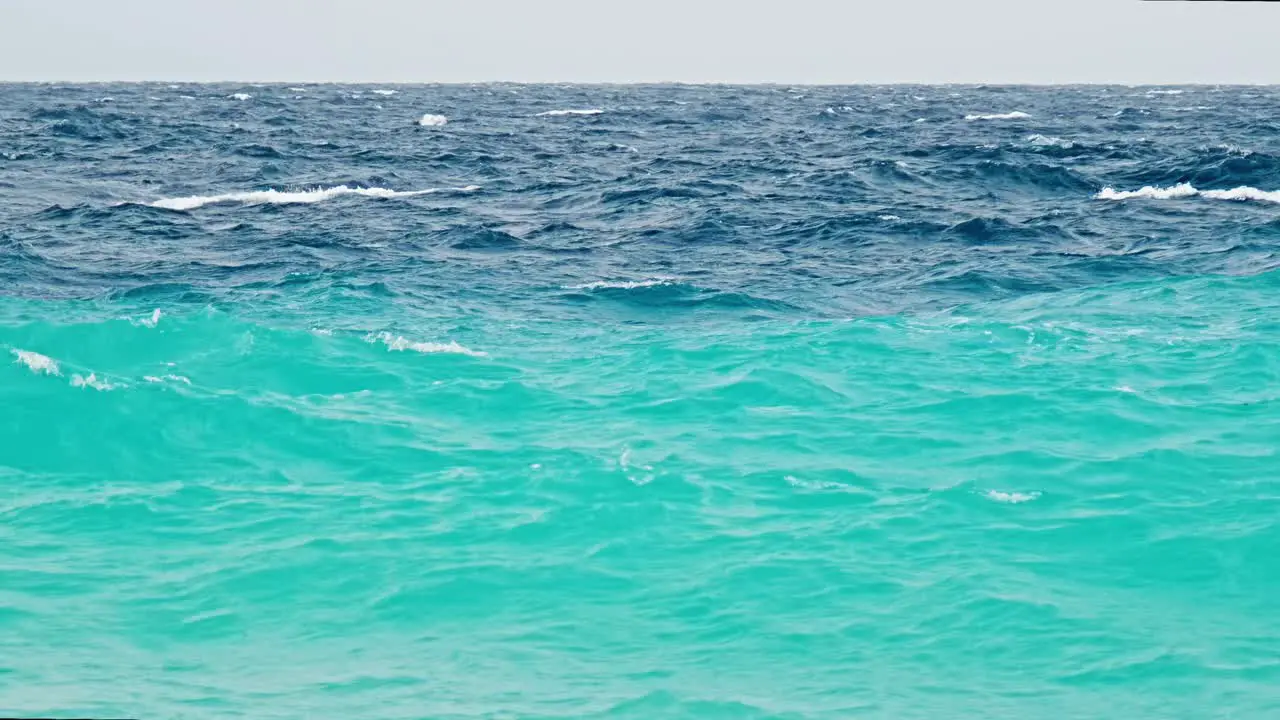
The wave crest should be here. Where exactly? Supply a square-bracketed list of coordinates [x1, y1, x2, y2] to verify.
[365, 331, 487, 357]
[1096, 183, 1280, 204]
[537, 109, 604, 117]
[965, 111, 1031, 121]
[150, 185, 480, 211]
[418, 114, 448, 127]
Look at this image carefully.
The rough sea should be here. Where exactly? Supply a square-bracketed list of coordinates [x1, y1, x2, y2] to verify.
[2, 84, 1278, 719]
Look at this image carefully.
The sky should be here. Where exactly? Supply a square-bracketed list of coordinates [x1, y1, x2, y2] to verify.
[3, 0, 1279, 84]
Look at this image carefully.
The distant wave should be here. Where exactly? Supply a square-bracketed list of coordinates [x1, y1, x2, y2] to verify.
[12, 349, 60, 375]
[365, 331, 487, 357]
[372, 89, 398, 96]
[965, 111, 1031, 121]
[1027, 134, 1074, 149]
[418, 114, 448, 127]
[230, 93, 252, 101]
[1147, 89, 1184, 96]
[537, 109, 604, 117]
[1096, 183, 1280, 204]
[150, 185, 480, 211]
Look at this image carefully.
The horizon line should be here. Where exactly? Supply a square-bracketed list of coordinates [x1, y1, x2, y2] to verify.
[4, 80, 1280, 87]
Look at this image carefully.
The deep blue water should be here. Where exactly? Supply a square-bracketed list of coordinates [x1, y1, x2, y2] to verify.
[2, 84, 1279, 719]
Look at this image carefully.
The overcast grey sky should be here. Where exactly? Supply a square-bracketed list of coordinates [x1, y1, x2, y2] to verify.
[3, 0, 1278, 84]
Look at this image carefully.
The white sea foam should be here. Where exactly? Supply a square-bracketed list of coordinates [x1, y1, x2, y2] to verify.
[288, 87, 307, 92]
[418, 114, 448, 127]
[230, 93, 252, 101]
[1027, 134, 1075, 149]
[1147, 89, 1184, 96]
[144, 374, 192, 385]
[12, 349, 60, 376]
[1096, 183, 1280, 204]
[133, 309, 162, 328]
[568, 278, 674, 291]
[373, 89, 398, 96]
[537, 109, 604, 117]
[965, 111, 1031, 121]
[150, 184, 479, 211]
[986, 490, 1040, 504]
[878, 215, 901, 221]
[365, 331, 487, 357]
[71, 373, 120, 391]
[785, 475, 856, 492]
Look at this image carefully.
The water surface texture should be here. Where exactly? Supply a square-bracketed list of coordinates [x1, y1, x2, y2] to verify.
[2, 84, 1279, 719]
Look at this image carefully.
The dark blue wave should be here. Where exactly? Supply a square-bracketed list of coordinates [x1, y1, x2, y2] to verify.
[4, 84, 1280, 319]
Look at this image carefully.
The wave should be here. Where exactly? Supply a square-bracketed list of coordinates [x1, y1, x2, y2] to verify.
[567, 278, 676, 291]
[1027, 134, 1074, 149]
[965, 111, 1031, 121]
[1147, 89, 1184, 96]
[230, 93, 252, 101]
[537, 109, 604, 117]
[372, 89, 398, 96]
[12, 349, 60, 375]
[365, 331, 487, 358]
[149, 184, 480, 211]
[1096, 183, 1280, 204]
[418, 114, 448, 127]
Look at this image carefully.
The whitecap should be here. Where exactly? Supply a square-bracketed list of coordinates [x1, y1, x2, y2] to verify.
[288, 87, 307, 92]
[536, 109, 604, 117]
[71, 373, 120, 391]
[985, 490, 1040, 504]
[418, 114, 448, 127]
[12, 349, 60, 376]
[372, 89, 398, 96]
[230, 93, 252, 101]
[365, 331, 487, 357]
[878, 214, 901, 221]
[965, 111, 1031, 121]
[132, 309, 162, 328]
[1027, 134, 1075, 149]
[567, 278, 674, 291]
[1095, 183, 1280, 204]
[149, 184, 479, 211]
[1146, 89, 1184, 96]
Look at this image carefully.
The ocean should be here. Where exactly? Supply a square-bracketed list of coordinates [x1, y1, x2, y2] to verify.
[1, 84, 1278, 719]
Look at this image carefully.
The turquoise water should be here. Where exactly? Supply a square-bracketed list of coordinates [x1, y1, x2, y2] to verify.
[5, 271, 1278, 718]
[4, 84, 1280, 718]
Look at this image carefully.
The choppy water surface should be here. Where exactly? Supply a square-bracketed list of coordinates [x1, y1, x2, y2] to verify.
[2, 84, 1279, 719]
